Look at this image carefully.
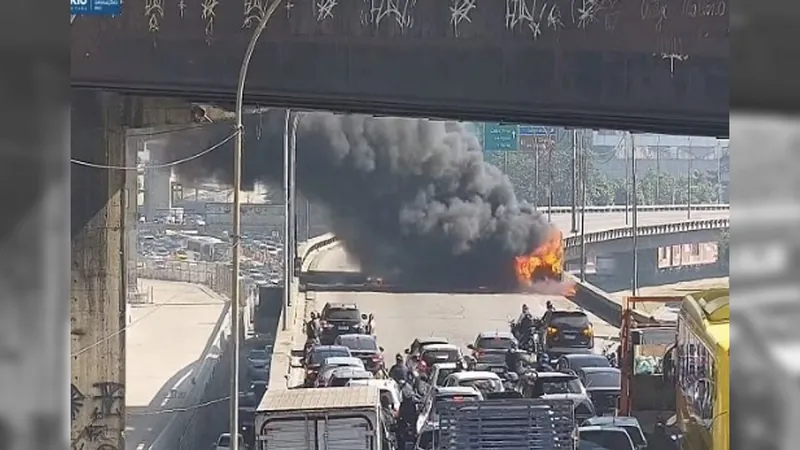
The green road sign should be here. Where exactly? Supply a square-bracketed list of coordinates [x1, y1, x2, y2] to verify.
[483, 123, 519, 151]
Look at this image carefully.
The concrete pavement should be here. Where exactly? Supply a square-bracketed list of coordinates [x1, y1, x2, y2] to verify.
[124, 279, 227, 450]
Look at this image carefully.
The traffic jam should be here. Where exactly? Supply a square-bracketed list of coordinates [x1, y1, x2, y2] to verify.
[293, 299, 660, 450]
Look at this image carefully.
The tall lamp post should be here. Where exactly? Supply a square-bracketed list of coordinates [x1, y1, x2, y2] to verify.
[630, 132, 638, 296]
[230, 1, 283, 449]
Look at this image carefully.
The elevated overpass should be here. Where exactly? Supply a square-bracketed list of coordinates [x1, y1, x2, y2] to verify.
[299, 205, 729, 288]
[71, 0, 727, 135]
[266, 205, 729, 386]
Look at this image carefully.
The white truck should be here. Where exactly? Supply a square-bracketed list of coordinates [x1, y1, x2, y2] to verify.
[254, 386, 386, 450]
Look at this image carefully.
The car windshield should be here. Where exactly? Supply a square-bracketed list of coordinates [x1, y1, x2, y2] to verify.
[422, 350, 459, 365]
[580, 430, 634, 450]
[585, 371, 621, 389]
[330, 374, 367, 386]
[435, 368, 458, 386]
[550, 313, 590, 328]
[571, 356, 610, 369]
[338, 337, 378, 351]
[540, 377, 583, 394]
[477, 337, 515, 350]
[310, 348, 350, 364]
[459, 378, 504, 393]
[324, 308, 360, 321]
[620, 425, 646, 447]
[217, 435, 244, 447]
[248, 350, 268, 359]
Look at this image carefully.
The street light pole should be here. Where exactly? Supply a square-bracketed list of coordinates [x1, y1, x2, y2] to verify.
[547, 141, 553, 221]
[571, 129, 578, 233]
[630, 133, 638, 296]
[230, 1, 282, 449]
[281, 109, 291, 332]
[579, 135, 587, 282]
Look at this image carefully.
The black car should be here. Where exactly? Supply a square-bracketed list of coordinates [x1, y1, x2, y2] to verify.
[577, 367, 621, 415]
[333, 333, 385, 374]
[467, 331, 517, 373]
[555, 353, 611, 373]
[319, 302, 371, 344]
[542, 310, 595, 352]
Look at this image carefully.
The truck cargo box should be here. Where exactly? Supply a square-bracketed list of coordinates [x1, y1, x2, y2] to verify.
[255, 386, 382, 450]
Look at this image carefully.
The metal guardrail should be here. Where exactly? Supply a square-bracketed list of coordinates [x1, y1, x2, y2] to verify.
[542, 203, 728, 213]
[137, 204, 728, 234]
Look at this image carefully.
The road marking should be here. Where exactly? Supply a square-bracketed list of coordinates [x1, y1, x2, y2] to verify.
[160, 368, 194, 407]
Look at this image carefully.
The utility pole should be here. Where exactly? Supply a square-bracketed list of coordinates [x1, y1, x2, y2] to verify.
[687, 156, 693, 219]
[230, 1, 283, 448]
[534, 142, 539, 208]
[547, 141, 553, 221]
[579, 134, 587, 281]
[282, 109, 291, 331]
[630, 132, 638, 296]
[288, 111, 299, 306]
[655, 146, 660, 203]
[571, 129, 578, 233]
[624, 133, 630, 225]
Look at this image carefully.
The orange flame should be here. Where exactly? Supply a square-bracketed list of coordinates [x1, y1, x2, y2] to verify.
[514, 229, 576, 297]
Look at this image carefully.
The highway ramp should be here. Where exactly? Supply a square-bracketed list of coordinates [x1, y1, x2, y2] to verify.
[124, 279, 227, 450]
[304, 244, 618, 362]
[548, 209, 728, 236]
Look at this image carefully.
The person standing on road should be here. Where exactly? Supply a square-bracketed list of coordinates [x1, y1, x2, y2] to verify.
[389, 354, 409, 383]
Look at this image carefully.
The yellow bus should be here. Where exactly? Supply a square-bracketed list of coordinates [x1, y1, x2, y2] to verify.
[673, 288, 729, 450]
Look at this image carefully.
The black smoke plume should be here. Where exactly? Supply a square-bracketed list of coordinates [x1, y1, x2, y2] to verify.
[168, 110, 552, 287]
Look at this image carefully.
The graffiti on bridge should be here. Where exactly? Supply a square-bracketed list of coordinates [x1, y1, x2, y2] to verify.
[70, 382, 125, 450]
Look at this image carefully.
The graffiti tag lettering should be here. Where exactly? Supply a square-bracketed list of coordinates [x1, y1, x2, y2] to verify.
[91, 382, 125, 419]
[71, 384, 86, 422]
[450, 0, 477, 37]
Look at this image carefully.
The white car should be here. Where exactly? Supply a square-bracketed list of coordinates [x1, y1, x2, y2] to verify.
[214, 433, 244, 450]
[416, 386, 483, 434]
[442, 371, 505, 394]
[346, 378, 402, 414]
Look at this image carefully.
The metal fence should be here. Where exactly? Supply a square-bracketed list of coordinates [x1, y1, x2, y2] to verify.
[137, 259, 240, 299]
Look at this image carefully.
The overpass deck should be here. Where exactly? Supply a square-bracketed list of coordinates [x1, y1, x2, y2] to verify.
[548, 209, 728, 237]
[124, 279, 227, 450]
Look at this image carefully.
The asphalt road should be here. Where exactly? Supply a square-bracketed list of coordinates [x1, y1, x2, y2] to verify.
[307, 244, 618, 361]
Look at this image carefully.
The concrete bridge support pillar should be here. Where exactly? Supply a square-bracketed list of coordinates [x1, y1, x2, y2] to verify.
[70, 90, 129, 450]
[71, 92, 204, 450]
[593, 249, 658, 287]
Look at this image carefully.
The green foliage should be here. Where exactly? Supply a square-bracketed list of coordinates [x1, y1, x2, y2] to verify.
[486, 134, 723, 207]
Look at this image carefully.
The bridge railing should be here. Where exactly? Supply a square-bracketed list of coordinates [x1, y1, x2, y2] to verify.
[562, 218, 730, 249]
[296, 217, 731, 274]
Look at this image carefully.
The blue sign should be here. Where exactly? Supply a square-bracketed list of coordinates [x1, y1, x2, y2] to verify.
[483, 123, 519, 151]
[71, 0, 120, 15]
[519, 125, 551, 137]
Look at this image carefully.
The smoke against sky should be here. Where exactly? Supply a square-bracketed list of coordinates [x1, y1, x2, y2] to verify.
[170, 110, 553, 287]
